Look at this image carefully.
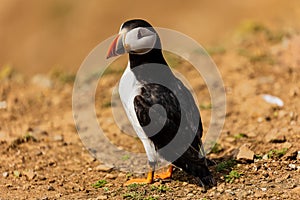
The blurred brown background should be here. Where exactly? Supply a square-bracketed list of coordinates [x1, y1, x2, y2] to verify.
[0, 0, 299, 75]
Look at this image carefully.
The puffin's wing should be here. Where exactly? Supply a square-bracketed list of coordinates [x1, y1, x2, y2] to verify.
[133, 78, 203, 159]
[134, 83, 181, 150]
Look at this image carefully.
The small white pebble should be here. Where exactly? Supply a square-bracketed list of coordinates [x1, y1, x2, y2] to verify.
[288, 164, 296, 169]
[0, 101, 7, 109]
[261, 188, 267, 192]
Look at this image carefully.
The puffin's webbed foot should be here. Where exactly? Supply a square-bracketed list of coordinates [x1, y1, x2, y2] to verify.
[124, 169, 154, 186]
[154, 165, 173, 180]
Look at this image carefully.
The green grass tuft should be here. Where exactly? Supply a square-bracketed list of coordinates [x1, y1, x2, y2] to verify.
[150, 185, 169, 193]
[122, 155, 130, 161]
[211, 143, 223, 154]
[216, 159, 236, 172]
[91, 180, 107, 188]
[267, 148, 288, 159]
[225, 170, 241, 183]
[234, 133, 247, 139]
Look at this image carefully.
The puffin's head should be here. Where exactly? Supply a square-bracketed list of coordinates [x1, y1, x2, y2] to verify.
[106, 19, 159, 59]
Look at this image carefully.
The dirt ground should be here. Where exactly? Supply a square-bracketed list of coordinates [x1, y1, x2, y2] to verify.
[1, 1, 300, 200]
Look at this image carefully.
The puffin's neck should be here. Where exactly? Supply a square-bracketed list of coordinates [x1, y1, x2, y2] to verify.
[129, 49, 167, 69]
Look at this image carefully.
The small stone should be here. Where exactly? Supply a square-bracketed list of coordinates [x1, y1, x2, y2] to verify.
[297, 151, 300, 160]
[291, 186, 300, 194]
[0, 101, 7, 109]
[23, 170, 36, 180]
[288, 164, 296, 169]
[47, 185, 55, 191]
[118, 173, 126, 178]
[261, 187, 267, 192]
[182, 182, 188, 186]
[38, 175, 47, 181]
[236, 144, 254, 162]
[105, 173, 117, 179]
[2, 171, 9, 178]
[96, 195, 108, 200]
[53, 135, 64, 142]
[257, 117, 264, 123]
[41, 197, 49, 200]
[31, 74, 53, 88]
[23, 184, 30, 190]
[187, 193, 194, 197]
[262, 154, 269, 160]
[225, 189, 235, 195]
[95, 164, 113, 172]
[277, 110, 287, 118]
[265, 128, 286, 143]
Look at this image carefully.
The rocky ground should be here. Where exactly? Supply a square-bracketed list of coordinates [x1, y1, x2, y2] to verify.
[0, 23, 300, 199]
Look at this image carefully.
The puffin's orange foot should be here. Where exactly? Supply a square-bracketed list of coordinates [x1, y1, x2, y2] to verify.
[154, 165, 173, 180]
[124, 170, 154, 186]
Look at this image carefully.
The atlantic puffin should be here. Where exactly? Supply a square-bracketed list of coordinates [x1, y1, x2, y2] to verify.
[106, 19, 216, 188]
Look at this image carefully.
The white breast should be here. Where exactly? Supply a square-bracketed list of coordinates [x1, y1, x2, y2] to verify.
[119, 63, 158, 163]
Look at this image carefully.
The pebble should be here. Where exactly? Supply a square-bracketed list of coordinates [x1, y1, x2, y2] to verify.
[0, 101, 7, 109]
[95, 164, 113, 172]
[2, 171, 9, 178]
[187, 193, 194, 197]
[47, 185, 55, 191]
[291, 186, 300, 194]
[105, 173, 117, 179]
[288, 164, 296, 169]
[262, 154, 269, 160]
[53, 135, 64, 142]
[23, 170, 36, 180]
[31, 74, 53, 88]
[182, 182, 188, 186]
[96, 195, 108, 200]
[261, 187, 267, 192]
[236, 144, 254, 162]
[257, 117, 264, 123]
[265, 128, 286, 143]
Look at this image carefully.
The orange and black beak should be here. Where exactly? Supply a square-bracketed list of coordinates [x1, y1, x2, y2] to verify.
[106, 33, 125, 59]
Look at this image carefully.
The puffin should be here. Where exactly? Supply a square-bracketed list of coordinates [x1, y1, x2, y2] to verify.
[106, 19, 216, 188]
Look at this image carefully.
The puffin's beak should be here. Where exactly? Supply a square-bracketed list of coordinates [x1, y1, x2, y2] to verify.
[106, 34, 125, 59]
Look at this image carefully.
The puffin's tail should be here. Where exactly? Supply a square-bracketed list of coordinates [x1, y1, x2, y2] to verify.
[173, 155, 216, 189]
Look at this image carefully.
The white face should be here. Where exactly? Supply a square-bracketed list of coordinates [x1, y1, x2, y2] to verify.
[122, 27, 157, 55]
